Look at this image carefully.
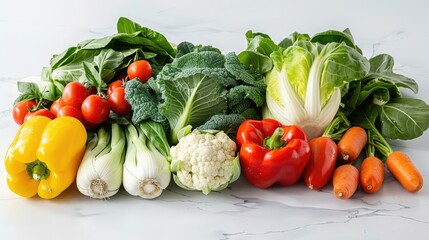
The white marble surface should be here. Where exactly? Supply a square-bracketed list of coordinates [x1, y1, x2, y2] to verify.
[1, 0, 429, 239]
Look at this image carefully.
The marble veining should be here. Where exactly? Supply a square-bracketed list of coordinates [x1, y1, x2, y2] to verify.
[1, 0, 429, 239]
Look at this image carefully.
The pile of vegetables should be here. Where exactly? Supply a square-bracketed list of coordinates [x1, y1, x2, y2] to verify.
[4, 18, 429, 201]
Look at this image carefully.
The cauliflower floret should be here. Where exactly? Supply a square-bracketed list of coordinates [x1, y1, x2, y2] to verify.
[170, 130, 240, 194]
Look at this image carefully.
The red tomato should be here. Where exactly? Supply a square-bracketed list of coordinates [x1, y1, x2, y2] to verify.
[108, 87, 132, 115]
[107, 80, 124, 96]
[62, 82, 89, 108]
[303, 137, 338, 190]
[12, 99, 37, 125]
[127, 60, 152, 83]
[24, 109, 56, 122]
[49, 99, 64, 116]
[57, 105, 85, 123]
[81, 95, 110, 124]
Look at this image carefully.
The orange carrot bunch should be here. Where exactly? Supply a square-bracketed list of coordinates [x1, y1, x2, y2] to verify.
[329, 125, 423, 200]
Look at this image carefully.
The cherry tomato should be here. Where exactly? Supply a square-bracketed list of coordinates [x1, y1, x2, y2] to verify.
[49, 99, 64, 116]
[57, 105, 85, 122]
[108, 87, 132, 115]
[24, 109, 56, 122]
[62, 82, 89, 108]
[107, 80, 124, 96]
[303, 137, 338, 190]
[12, 99, 37, 125]
[127, 60, 152, 83]
[81, 95, 110, 124]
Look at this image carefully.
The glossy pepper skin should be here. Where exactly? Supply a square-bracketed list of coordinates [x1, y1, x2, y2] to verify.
[236, 119, 311, 188]
[4, 116, 87, 199]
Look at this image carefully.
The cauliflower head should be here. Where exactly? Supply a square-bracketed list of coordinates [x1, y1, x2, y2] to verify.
[170, 130, 241, 194]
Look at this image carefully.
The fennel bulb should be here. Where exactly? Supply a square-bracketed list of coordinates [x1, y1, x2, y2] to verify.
[76, 124, 125, 199]
[123, 121, 171, 199]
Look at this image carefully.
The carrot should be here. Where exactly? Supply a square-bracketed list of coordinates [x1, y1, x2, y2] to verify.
[333, 164, 359, 200]
[360, 156, 384, 194]
[386, 152, 423, 193]
[337, 126, 367, 163]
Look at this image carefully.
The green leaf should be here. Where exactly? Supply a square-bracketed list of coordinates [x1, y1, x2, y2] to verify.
[247, 35, 279, 56]
[310, 28, 361, 52]
[238, 50, 273, 74]
[139, 121, 171, 158]
[319, 42, 370, 105]
[290, 32, 311, 42]
[227, 85, 265, 108]
[124, 79, 165, 124]
[245, 30, 272, 44]
[14, 81, 42, 104]
[176, 41, 195, 58]
[93, 49, 124, 82]
[357, 78, 401, 106]
[159, 72, 228, 144]
[224, 52, 265, 89]
[50, 46, 79, 68]
[365, 54, 418, 93]
[82, 62, 104, 88]
[117, 16, 140, 33]
[378, 98, 429, 140]
[238, 31, 278, 74]
[341, 81, 361, 115]
[278, 37, 293, 49]
[117, 17, 176, 58]
[197, 114, 246, 135]
[173, 51, 225, 69]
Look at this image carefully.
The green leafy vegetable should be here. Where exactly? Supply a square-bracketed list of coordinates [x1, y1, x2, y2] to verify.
[126, 42, 266, 144]
[240, 29, 370, 139]
[324, 52, 429, 160]
[378, 98, 429, 140]
[124, 79, 166, 125]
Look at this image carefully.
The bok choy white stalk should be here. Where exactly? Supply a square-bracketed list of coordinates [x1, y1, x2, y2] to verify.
[123, 121, 171, 199]
[76, 123, 125, 199]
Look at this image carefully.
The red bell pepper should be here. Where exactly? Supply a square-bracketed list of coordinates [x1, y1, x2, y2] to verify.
[236, 119, 311, 189]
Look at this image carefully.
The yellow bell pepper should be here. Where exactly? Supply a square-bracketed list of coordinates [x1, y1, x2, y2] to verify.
[4, 116, 87, 199]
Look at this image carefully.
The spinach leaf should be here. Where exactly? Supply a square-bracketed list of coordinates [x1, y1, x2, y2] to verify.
[82, 62, 105, 89]
[93, 49, 124, 81]
[117, 17, 175, 58]
[378, 98, 429, 140]
[357, 78, 401, 106]
[365, 54, 418, 93]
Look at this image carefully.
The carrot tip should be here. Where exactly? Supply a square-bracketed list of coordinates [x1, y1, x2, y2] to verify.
[366, 185, 373, 191]
[308, 184, 313, 190]
[337, 192, 343, 198]
[342, 153, 349, 161]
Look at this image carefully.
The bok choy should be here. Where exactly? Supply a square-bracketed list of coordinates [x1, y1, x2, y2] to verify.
[76, 123, 126, 199]
[239, 29, 370, 139]
[123, 121, 171, 199]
